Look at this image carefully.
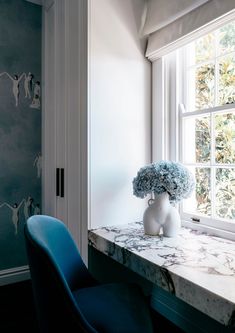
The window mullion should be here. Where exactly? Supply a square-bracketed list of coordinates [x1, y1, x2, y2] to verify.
[211, 29, 218, 220]
[169, 51, 179, 161]
[178, 48, 187, 164]
[214, 29, 219, 107]
[152, 58, 165, 162]
[211, 113, 216, 218]
[179, 48, 188, 217]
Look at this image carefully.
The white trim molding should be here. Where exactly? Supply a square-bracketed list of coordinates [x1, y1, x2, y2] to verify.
[25, 0, 42, 6]
[0, 266, 30, 286]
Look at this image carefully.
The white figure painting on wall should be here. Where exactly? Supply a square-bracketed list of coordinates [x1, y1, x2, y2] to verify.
[33, 153, 42, 178]
[24, 72, 34, 99]
[0, 195, 40, 236]
[0, 72, 41, 108]
[2, 200, 25, 235]
[30, 81, 40, 109]
[34, 204, 40, 215]
[5, 73, 25, 107]
[23, 196, 34, 221]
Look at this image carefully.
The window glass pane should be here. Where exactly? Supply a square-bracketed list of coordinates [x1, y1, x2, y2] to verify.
[218, 55, 235, 106]
[188, 63, 215, 111]
[183, 116, 210, 163]
[183, 167, 211, 216]
[215, 112, 235, 164]
[218, 21, 235, 55]
[187, 33, 215, 67]
[216, 168, 235, 220]
[195, 33, 215, 64]
[195, 116, 211, 163]
[196, 167, 211, 216]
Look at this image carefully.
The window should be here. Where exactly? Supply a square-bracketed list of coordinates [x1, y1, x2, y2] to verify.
[153, 18, 235, 237]
[180, 20, 235, 234]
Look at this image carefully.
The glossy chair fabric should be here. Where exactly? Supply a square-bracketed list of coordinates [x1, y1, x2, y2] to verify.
[24, 215, 154, 333]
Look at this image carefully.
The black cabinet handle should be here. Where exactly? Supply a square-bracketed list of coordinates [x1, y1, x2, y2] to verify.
[60, 168, 64, 198]
[56, 168, 60, 197]
[56, 168, 65, 198]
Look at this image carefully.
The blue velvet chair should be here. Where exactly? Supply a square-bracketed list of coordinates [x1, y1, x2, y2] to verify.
[24, 215, 154, 333]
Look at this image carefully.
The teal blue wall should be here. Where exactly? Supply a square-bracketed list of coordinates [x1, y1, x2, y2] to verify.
[0, 0, 41, 271]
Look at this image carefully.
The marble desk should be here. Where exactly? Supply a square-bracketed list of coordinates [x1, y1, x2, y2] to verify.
[88, 222, 235, 328]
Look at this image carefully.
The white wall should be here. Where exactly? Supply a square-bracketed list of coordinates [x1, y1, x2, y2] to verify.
[89, 0, 151, 228]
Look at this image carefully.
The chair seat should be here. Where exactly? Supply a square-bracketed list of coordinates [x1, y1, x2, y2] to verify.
[73, 282, 154, 333]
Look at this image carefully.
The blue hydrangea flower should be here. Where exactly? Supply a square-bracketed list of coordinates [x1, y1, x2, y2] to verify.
[133, 161, 195, 202]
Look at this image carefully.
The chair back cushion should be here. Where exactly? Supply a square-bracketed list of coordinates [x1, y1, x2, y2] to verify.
[24, 215, 96, 333]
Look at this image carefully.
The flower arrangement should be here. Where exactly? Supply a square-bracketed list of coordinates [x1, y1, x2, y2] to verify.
[133, 160, 195, 203]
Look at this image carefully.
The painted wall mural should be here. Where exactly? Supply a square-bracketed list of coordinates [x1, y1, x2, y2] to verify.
[0, 72, 41, 109]
[0, 0, 41, 271]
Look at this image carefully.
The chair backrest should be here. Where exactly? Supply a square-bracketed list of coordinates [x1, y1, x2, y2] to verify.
[24, 215, 97, 333]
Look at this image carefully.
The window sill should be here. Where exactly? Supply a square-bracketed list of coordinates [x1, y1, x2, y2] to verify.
[88, 221, 235, 328]
[182, 219, 235, 242]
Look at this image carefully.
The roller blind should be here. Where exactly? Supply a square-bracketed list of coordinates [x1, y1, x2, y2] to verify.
[145, 0, 235, 60]
[143, 0, 209, 35]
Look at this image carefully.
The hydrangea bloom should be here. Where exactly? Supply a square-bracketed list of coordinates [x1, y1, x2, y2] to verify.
[133, 161, 195, 202]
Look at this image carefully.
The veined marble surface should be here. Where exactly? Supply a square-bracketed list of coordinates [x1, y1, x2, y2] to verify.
[88, 222, 235, 328]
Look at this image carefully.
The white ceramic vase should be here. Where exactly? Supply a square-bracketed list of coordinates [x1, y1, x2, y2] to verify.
[143, 192, 181, 237]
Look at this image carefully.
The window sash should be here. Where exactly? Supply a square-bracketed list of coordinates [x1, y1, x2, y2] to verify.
[183, 26, 235, 112]
[179, 34, 235, 232]
[180, 103, 235, 118]
[152, 56, 235, 239]
[152, 41, 235, 238]
[181, 211, 235, 233]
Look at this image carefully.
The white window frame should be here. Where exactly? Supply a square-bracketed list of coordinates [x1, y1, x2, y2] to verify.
[152, 13, 235, 241]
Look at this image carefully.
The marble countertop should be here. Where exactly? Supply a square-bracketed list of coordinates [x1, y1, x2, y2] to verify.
[88, 222, 235, 328]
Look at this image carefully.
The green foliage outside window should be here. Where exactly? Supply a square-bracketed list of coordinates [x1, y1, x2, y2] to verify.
[195, 115, 235, 219]
[189, 21, 235, 220]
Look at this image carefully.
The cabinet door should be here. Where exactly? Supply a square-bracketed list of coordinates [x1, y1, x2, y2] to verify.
[54, 0, 67, 222]
[43, 0, 88, 260]
[43, 0, 56, 217]
[43, 0, 67, 224]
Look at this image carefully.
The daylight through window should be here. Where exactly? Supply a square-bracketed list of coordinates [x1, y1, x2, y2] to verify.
[180, 20, 235, 229]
